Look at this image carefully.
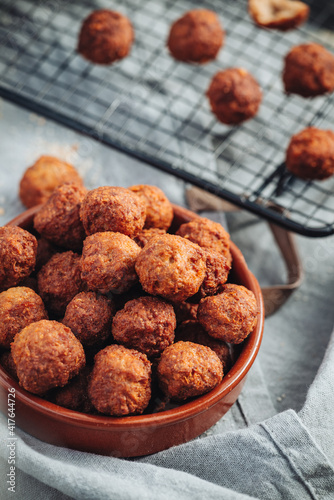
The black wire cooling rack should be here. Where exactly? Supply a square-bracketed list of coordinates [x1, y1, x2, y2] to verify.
[0, 0, 334, 236]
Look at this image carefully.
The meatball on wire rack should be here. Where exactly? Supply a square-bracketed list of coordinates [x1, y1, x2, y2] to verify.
[0, 0, 334, 236]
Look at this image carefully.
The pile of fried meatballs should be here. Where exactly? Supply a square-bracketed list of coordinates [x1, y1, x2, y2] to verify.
[0, 164, 259, 417]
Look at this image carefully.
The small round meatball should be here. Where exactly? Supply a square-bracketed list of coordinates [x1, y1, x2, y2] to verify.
[0, 226, 37, 292]
[0, 287, 48, 348]
[34, 183, 87, 251]
[248, 0, 309, 31]
[37, 251, 84, 317]
[80, 186, 146, 238]
[88, 344, 151, 416]
[134, 228, 166, 248]
[0, 351, 18, 380]
[283, 43, 334, 97]
[175, 321, 232, 372]
[198, 250, 231, 298]
[167, 9, 224, 64]
[78, 9, 134, 65]
[81, 232, 141, 295]
[206, 68, 262, 125]
[50, 367, 93, 413]
[19, 156, 83, 208]
[286, 127, 334, 180]
[129, 185, 174, 230]
[157, 341, 223, 401]
[176, 216, 231, 264]
[112, 296, 176, 357]
[11, 319, 85, 395]
[63, 291, 114, 346]
[135, 234, 206, 303]
[198, 284, 258, 344]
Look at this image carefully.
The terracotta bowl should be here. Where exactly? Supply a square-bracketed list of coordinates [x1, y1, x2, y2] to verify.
[0, 204, 264, 457]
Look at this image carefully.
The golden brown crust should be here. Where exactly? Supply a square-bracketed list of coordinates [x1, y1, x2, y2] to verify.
[285, 127, 334, 180]
[88, 345, 151, 416]
[34, 183, 87, 251]
[248, 0, 309, 31]
[157, 341, 223, 401]
[78, 9, 134, 65]
[11, 319, 85, 395]
[197, 284, 258, 344]
[176, 216, 231, 265]
[63, 291, 115, 346]
[175, 320, 232, 372]
[112, 296, 176, 357]
[283, 43, 334, 97]
[167, 9, 224, 63]
[207, 68, 262, 125]
[0, 287, 48, 348]
[135, 234, 206, 303]
[134, 228, 166, 248]
[80, 186, 146, 238]
[198, 250, 231, 298]
[19, 156, 83, 208]
[37, 251, 84, 317]
[129, 185, 174, 231]
[0, 226, 37, 292]
[81, 231, 141, 294]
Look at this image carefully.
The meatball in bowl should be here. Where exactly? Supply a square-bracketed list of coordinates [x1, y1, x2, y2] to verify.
[0, 199, 264, 457]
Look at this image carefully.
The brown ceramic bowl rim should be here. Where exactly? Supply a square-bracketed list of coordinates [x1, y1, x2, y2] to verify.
[1, 204, 264, 431]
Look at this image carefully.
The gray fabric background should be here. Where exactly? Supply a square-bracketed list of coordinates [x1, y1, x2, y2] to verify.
[1, 99, 334, 499]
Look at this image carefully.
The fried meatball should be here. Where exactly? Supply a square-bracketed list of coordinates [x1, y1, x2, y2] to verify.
[167, 9, 224, 64]
[19, 156, 83, 208]
[78, 9, 134, 65]
[207, 68, 262, 125]
[11, 319, 85, 395]
[80, 186, 146, 237]
[34, 183, 87, 251]
[134, 228, 166, 248]
[135, 234, 206, 303]
[283, 43, 334, 97]
[0, 287, 48, 349]
[37, 251, 84, 317]
[198, 284, 258, 344]
[0, 351, 18, 380]
[176, 216, 231, 264]
[88, 344, 151, 416]
[50, 367, 93, 413]
[0, 226, 37, 292]
[81, 232, 141, 295]
[112, 296, 176, 357]
[248, 0, 309, 31]
[285, 127, 334, 180]
[129, 185, 174, 231]
[197, 250, 231, 299]
[175, 320, 232, 372]
[63, 291, 114, 346]
[157, 341, 223, 401]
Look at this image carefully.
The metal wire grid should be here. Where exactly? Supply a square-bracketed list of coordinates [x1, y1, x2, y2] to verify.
[0, 0, 334, 236]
